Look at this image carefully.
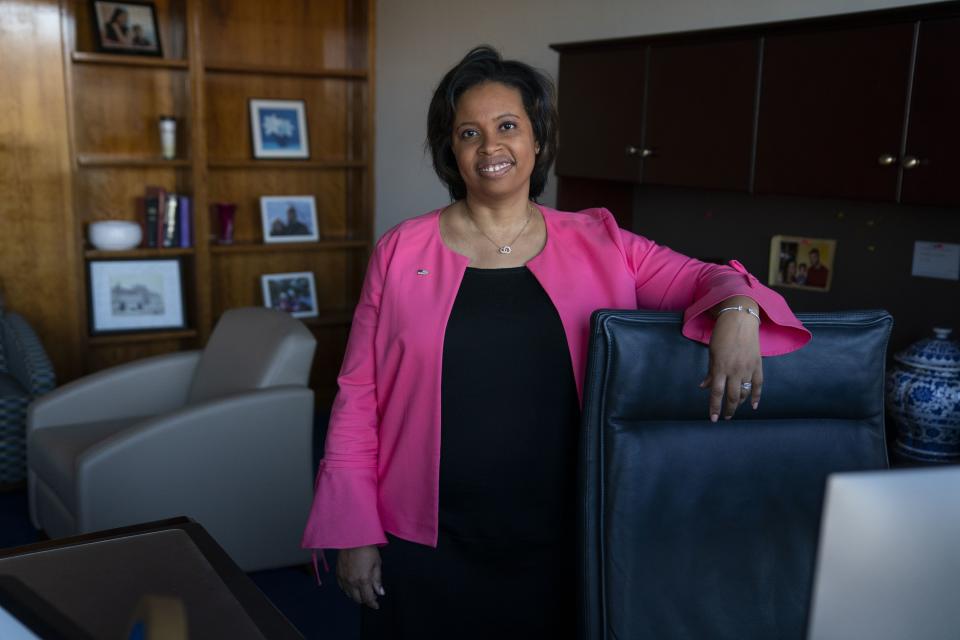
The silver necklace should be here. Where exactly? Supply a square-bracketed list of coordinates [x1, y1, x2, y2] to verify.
[463, 201, 534, 255]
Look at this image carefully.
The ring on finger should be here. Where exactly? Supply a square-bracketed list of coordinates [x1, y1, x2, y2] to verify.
[740, 381, 753, 391]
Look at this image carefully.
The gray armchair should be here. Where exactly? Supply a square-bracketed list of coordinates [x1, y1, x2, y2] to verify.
[0, 295, 56, 487]
[26, 307, 317, 571]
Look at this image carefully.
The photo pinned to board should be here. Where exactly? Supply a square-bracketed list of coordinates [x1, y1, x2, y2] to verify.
[768, 235, 836, 292]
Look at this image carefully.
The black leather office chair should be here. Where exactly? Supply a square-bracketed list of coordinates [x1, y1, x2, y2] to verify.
[579, 310, 892, 640]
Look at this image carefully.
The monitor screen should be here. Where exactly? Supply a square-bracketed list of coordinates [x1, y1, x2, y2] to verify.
[807, 466, 960, 640]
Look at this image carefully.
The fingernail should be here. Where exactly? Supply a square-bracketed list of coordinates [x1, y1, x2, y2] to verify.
[378, 587, 385, 596]
[725, 415, 732, 420]
[752, 402, 758, 410]
[710, 414, 718, 423]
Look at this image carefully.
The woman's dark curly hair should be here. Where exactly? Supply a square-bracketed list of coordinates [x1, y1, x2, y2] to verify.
[426, 46, 558, 202]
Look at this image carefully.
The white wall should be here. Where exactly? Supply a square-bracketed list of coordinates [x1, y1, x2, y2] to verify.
[374, 0, 933, 238]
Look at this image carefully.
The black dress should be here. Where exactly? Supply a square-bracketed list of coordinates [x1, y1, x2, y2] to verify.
[361, 267, 581, 640]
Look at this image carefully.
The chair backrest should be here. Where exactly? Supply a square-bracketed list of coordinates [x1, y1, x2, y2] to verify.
[188, 307, 316, 403]
[579, 310, 892, 640]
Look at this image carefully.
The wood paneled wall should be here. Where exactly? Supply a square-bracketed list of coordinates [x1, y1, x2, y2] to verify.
[0, 0, 82, 381]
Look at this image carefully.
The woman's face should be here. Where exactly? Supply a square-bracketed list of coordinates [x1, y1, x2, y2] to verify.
[451, 81, 538, 202]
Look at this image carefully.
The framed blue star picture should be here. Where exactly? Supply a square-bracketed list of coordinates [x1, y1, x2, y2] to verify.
[249, 99, 310, 159]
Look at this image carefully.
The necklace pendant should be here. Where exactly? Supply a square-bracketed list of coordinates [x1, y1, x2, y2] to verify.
[499, 245, 512, 255]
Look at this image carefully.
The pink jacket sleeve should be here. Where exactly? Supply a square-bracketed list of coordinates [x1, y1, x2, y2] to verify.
[301, 238, 390, 550]
[614, 216, 811, 355]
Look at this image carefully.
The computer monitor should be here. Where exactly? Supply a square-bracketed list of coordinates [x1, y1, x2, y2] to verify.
[806, 466, 960, 640]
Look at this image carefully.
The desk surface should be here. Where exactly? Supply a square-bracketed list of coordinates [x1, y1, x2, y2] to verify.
[0, 518, 302, 639]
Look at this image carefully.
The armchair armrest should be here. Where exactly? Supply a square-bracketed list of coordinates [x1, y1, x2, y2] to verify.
[28, 351, 201, 431]
[75, 386, 314, 536]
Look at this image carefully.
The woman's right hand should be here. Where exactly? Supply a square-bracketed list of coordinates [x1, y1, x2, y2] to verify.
[336, 545, 384, 609]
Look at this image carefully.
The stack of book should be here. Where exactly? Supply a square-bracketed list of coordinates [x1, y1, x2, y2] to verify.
[138, 187, 192, 248]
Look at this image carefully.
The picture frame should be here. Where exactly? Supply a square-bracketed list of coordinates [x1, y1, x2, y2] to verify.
[261, 272, 318, 318]
[88, 259, 185, 333]
[249, 99, 310, 159]
[260, 196, 320, 243]
[768, 235, 837, 292]
[90, 1, 163, 57]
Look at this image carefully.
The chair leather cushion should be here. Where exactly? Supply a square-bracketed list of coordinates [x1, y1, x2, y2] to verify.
[28, 417, 147, 513]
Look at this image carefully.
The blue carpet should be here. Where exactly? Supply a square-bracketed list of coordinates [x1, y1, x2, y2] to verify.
[0, 411, 361, 639]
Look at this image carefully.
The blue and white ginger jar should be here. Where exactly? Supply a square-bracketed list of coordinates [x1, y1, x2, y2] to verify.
[887, 327, 960, 462]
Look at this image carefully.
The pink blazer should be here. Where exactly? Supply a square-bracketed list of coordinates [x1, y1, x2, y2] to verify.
[302, 206, 810, 550]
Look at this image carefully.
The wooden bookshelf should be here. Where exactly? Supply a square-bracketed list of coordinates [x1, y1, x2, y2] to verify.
[60, 0, 375, 405]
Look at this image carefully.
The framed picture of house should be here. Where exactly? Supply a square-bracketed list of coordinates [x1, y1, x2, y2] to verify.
[260, 196, 319, 243]
[90, 1, 163, 57]
[261, 272, 318, 318]
[249, 99, 310, 159]
[88, 259, 185, 333]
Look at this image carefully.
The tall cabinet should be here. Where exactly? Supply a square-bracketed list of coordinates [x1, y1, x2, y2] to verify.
[60, 0, 374, 405]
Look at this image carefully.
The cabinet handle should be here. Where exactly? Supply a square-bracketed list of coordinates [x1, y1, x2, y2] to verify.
[877, 153, 897, 166]
[626, 145, 640, 156]
[902, 155, 920, 170]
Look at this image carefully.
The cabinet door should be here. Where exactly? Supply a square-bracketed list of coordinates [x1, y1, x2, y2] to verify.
[900, 18, 960, 207]
[642, 38, 758, 191]
[556, 47, 646, 181]
[754, 23, 914, 200]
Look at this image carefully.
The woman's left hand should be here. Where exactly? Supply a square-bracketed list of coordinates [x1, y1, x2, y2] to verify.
[700, 300, 762, 422]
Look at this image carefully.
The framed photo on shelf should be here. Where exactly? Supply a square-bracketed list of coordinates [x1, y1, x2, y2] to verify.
[768, 235, 837, 292]
[260, 196, 319, 243]
[88, 259, 185, 333]
[261, 272, 318, 319]
[90, 1, 163, 57]
[249, 99, 310, 159]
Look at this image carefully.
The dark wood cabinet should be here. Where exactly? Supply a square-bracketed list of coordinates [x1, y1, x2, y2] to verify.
[554, 3, 960, 208]
[753, 23, 914, 201]
[642, 38, 758, 191]
[556, 46, 646, 182]
[900, 18, 960, 207]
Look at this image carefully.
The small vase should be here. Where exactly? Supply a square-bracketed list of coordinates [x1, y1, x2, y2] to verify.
[886, 327, 960, 463]
[214, 203, 237, 244]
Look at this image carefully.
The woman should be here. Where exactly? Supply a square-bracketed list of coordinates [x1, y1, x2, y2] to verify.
[302, 46, 809, 638]
[103, 8, 131, 46]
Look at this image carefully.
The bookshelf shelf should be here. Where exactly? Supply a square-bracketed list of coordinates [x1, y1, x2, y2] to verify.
[209, 240, 367, 254]
[88, 329, 198, 346]
[207, 160, 367, 170]
[84, 248, 195, 259]
[204, 62, 367, 79]
[77, 154, 191, 168]
[71, 52, 189, 69]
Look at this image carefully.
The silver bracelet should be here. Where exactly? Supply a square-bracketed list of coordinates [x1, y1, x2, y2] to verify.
[717, 304, 761, 323]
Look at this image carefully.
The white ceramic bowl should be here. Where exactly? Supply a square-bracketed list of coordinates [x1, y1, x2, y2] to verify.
[88, 220, 143, 251]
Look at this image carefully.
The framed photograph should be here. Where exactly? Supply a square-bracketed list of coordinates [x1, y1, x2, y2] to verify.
[249, 99, 310, 159]
[768, 235, 837, 292]
[90, 1, 163, 57]
[88, 259, 185, 333]
[260, 196, 319, 243]
[261, 272, 318, 318]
